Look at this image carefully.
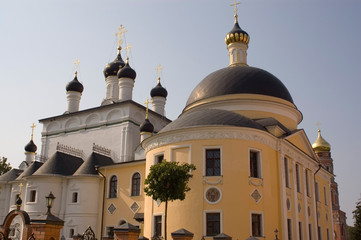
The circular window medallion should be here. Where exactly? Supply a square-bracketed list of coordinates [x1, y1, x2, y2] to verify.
[286, 198, 291, 211]
[205, 187, 222, 204]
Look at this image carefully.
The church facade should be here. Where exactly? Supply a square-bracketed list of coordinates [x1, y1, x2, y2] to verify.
[0, 9, 346, 240]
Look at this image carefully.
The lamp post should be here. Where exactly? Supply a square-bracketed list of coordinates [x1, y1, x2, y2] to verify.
[45, 192, 55, 215]
[274, 229, 279, 240]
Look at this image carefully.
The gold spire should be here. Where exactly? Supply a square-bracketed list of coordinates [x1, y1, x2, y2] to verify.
[312, 129, 331, 152]
[144, 98, 151, 119]
[230, 0, 241, 23]
[115, 25, 127, 49]
[74, 58, 80, 77]
[30, 123, 36, 141]
[156, 64, 163, 84]
[125, 43, 132, 62]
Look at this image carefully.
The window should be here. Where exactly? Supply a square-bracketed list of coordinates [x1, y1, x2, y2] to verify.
[305, 170, 310, 197]
[106, 227, 114, 238]
[299, 222, 303, 240]
[109, 176, 117, 198]
[72, 192, 78, 203]
[205, 149, 221, 176]
[284, 158, 290, 188]
[154, 215, 162, 237]
[69, 228, 75, 238]
[326, 228, 330, 240]
[251, 213, 262, 237]
[296, 164, 301, 193]
[318, 226, 322, 240]
[309, 224, 312, 240]
[287, 219, 292, 240]
[315, 182, 320, 202]
[206, 213, 220, 236]
[155, 154, 164, 164]
[131, 173, 141, 196]
[250, 150, 261, 178]
[29, 190, 36, 202]
[324, 186, 328, 205]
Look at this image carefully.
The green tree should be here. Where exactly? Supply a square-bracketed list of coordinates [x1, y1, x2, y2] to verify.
[144, 161, 196, 240]
[0, 157, 12, 175]
[348, 198, 361, 240]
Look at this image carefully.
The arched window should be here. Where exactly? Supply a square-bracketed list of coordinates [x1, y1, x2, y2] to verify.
[131, 173, 141, 196]
[109, 175, 117, 198]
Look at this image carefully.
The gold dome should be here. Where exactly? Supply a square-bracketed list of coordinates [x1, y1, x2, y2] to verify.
[312, 129, 331, 152]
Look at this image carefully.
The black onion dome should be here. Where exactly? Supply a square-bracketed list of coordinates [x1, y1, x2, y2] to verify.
[151, 82, 168, 98]
[66, 75, 84, 93]
[103, 52, 125, 77]
[160, 109, 266, 133]
[24, 140, 37, 153]
[117, 61, 136, 79]
[140, 118, 154, 133]
[186, 66, 294, 107]
[225, 21, 250, 46]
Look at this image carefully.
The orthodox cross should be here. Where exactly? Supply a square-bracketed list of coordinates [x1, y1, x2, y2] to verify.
[19, 183, 23, 197]
[115, 25, 127, 49]
[74, 58, 80, 76]
[30, 123, 36, 141]
[125, 43, 132, 60]
[230, 0, 241, 20]
[156, 64, 163, 84]
[144, 99, 151, 119]
[316, 122, 322, 131]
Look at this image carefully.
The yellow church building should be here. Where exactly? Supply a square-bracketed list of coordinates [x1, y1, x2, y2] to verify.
[98, 10, 334, 240]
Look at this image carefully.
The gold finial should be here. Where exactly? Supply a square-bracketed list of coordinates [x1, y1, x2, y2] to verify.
[74, 58, 80, 76]
[230, 0, 241, 23]
[19, 183, 23, 197]
[115, 25, 127, 49]
[144, 99, 151, 119]
[30, 123, 36, 141]
[125, 43, 132, 61]
[156, 64, 163, 84]
[316, 121, 322, 131]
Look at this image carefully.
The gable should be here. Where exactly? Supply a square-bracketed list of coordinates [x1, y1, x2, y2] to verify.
[284, 129, 316, 158]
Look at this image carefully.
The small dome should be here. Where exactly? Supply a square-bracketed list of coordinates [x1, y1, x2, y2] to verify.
[66, 75, 84, 93]
[117, 61, 136, 79]
[103, 51, 125, 77]
[24, 139, 37, 153]
[312, 130, 331, 152]
[151, 81, 168, 98]
[140, 118, 154, 133]
[225, 21, 250, 46]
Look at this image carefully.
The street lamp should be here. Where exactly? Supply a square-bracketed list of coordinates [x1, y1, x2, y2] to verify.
[45, 192, 55, 214]
[274, 229, 279, 240]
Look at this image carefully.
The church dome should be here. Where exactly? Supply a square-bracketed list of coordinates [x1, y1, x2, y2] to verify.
[66, 75, 84, 93]
[140, 118, 154, 133]
[103, 50, 125, 78]
[312, 130, 331, 152]
[225, 21, 250, 46]
[117, 61, 136, 79]
[185, 65, 294, 107]
[151, 81, 168, 98]
[24, 139, 37, 153]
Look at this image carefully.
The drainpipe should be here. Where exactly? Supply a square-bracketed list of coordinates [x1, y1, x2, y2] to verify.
[96, 166, 106, 240]
[313, 163, 322, 239]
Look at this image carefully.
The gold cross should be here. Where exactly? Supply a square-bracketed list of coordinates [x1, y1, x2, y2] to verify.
[115, 25, 127, 48]
[19, 183, 23, 197]
[30, 123, 36, 141]
[230, 0, 241, 21]
[74, 58, 80, 76]
[316, 122, 322, 131]
[156, 64, 163, 83]
[125, 43, 132, 60]
[144, 99, 151, 119]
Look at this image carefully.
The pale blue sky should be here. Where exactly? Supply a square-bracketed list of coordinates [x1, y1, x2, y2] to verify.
[1, 0, 360, 226]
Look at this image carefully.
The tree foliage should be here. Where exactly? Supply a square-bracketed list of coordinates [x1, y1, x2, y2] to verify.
[0, 157, 12, 175]
[348, 198, 361, 240]
[144, 160, 196, 240]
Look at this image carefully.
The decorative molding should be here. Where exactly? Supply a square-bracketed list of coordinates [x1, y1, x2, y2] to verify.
[250, 189, 262, 204]
[93, 143, 111, 156]
[204, 187, 222, 204]
[56, 142, 83, 158]
[203, 176, 223, 185]
[249, 177, 263, 186]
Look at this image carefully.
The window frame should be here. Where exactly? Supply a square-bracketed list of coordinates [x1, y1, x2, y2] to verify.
[203, 147, 222, 177]
[105, 226, 114, 238]
[324, 186, 328, 206]
[249, 149, 262, 179]
[131, 172, 141, 196]
[305, 169, 310, 197]
[204, 210, 222, 237]
[315, 181, 320, 202]
[109, 175, 118, 198]
[284, 157, 290, 188]
[152, 214, 163, 238]
[28, 189, 37, 203]
[250, 212, 263, 237]
[154, 153, 165, 164]
[287, 218, 293, 240]
[299, 221, 303, 240]
[296, 164, 301, 193]
[71, 191, 79, 203]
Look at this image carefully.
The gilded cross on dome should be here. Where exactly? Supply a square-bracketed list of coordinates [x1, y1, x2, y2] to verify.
[19, 183, 23, 197]
[144, 99, 151, 119]
[230, 0, 241, 22]
[156, 64, 163, 83]
[316, 122, 322, 130]
[125, 43, 132, 60]
[30, 123, 36, 141]
[74, 58, 80, 76]
[115, 25, 127, 49]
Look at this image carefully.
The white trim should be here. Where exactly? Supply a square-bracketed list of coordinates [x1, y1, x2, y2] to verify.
[153, 152, 165, 165]
[26, 187, 38, 204]
[248, 147, 262, 179]
[108, 175, 118, 199]
[170, 144, 192, 164]
[129, 171, 142, 197]
[69, 191, 80, 204]
[152, 212, 164, 237]
[203, 146, 222, 176]
[204, 186, 222, 205]
[203, 210, 223, 237]
[250, 211, 264, 237]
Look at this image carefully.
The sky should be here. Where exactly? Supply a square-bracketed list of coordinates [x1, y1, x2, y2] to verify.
[1, 0, 360, 226]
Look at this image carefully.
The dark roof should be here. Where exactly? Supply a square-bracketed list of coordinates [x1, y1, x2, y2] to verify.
[171, 229, 194, 237]
[140, 118, 154, 133]
[17, 161, 44, 180]
[255, 117, 290, 134]
[160, 109, 266, 133]
[117, 61, 136, 79]
[186, 65, 294, 108]
[104, 52, 125, 77]
[74, 152, 113, 175]
[66, 75, 84, 93]
[24, 139, 37, 153]
[225, 21, 250, 45]
[0, 169, 23, 182]
[150, 82, 168, 98]
[33, 152, 83, 176]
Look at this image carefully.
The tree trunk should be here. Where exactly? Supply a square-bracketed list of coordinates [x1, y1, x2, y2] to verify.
[164, 200, 168, 240]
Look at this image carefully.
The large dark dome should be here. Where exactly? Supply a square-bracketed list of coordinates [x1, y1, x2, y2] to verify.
[186, 66, 294, 107]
